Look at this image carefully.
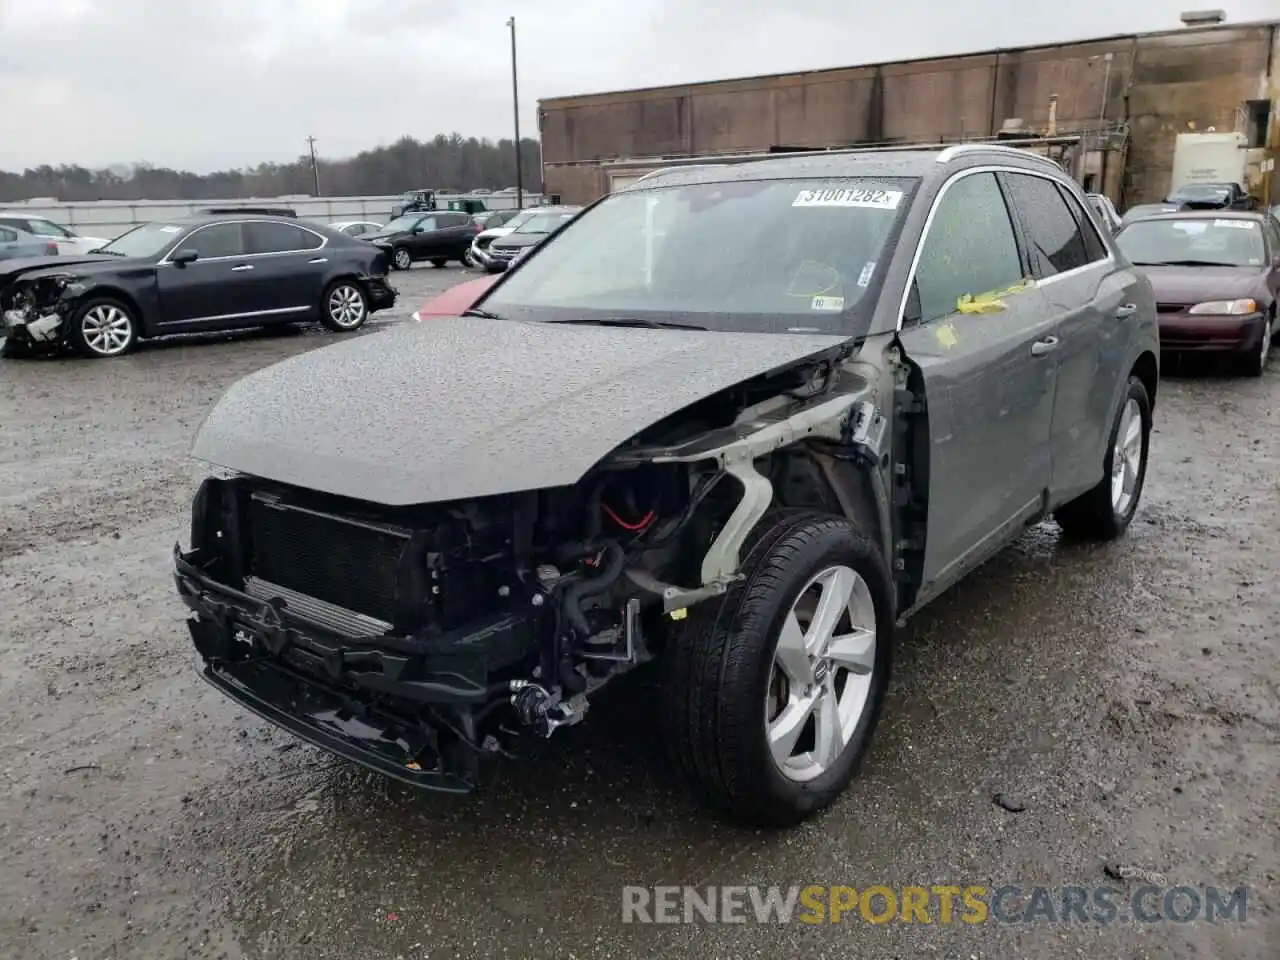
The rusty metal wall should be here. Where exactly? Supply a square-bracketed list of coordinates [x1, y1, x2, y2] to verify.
[540, 23, 1276, 206]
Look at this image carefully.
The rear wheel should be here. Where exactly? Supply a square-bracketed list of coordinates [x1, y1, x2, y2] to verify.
[68, 298, 137, 358]
[319, 280, 369, 332]
[662, 511, 894, 827]
[392, 247, 412, 271]
[1055, 375, 1151, 540]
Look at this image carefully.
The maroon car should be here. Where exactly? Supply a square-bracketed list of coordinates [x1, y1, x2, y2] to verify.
[1114, 210, 1279, 376]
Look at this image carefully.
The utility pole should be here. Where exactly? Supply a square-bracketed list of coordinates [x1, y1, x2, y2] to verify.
[306, 135, 321, 197]
[507, 17, 523, 209]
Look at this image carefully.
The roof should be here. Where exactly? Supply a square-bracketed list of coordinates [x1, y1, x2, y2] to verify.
[1129, 209, 1268, 221]
[539, 18, 1278, 106]
[616, 143, 1061, 189]
[160, 213, 309, 226]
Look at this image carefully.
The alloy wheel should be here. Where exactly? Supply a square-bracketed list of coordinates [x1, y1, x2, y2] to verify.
[327, 285, 367, 329]
[1110, 397, 1143, 517]
[394, 248, 412, 270]
[81, 304, 134, 356]
[766, 564, 878, 783]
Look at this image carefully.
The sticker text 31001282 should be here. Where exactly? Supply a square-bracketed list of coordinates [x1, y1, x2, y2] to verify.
[793, 188, 903, 210]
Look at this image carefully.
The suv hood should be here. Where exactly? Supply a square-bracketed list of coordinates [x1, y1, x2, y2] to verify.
[491, 233, 543, 250]
[477, 226, 515, 241]
[192, 316, 848, 506]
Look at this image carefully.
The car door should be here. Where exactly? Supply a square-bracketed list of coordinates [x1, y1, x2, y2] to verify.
[1262, 215, 1280, 305]
[0, 225, 27, 259]
[897, 169, 1058, 591]
[1000, 171, 1145, 505]
[408, 216, 439, 257]
[439, 212, 476, 258]
[155, 221, 256, 330]
[242, 220, 329, 320]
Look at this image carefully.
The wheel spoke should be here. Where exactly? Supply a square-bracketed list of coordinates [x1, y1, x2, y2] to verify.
[775, 611, 814, 686]
[807, 566, 855, 653]
[826, 627, 876, 675]
[812, 682, 845, 768]
[1122, 413, 1141, 459]
[768, 691, 818, 765]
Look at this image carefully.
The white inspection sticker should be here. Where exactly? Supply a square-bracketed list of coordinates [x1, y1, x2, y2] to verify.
[811, 295, 845, 311]
[1214, 218, 1255, 229]
[857, 261, 876, 287]
[793, 188, 903, 209]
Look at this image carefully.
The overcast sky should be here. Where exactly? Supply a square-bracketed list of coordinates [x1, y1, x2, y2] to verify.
[0, 0, 1274, 173]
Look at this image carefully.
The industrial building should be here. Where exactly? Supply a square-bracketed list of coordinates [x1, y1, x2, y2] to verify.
[537, 13, 1279, 208]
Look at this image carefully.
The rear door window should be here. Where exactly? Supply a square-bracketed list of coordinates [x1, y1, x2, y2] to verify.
[1002, 173, 1093, 277]
[912, 171, 1025, 325]
[246, 221, 324, 254]
[1062, 186, 1110, 262]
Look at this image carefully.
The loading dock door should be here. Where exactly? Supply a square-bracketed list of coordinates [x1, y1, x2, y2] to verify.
[608, 170, 654, 193]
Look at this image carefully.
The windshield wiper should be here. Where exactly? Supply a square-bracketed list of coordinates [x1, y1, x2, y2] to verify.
[462, 307, 508, 321]
[1134, 259, 1234, 267]
[556, 316, 707, 331]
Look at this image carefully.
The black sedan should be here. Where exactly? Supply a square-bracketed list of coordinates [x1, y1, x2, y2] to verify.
[359, 212, 480, 271]
[0, 215, 397, 359]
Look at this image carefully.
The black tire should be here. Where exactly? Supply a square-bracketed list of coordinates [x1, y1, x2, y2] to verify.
[319, 280, 369, 333]
[430, 258, 448, 269]
[1239, 310, 1272, 378]
[391, 247, 412, 271]
[67, 297, 138, 358]
[661, 511, 895, 827]
[1055, 374, 1151, 541]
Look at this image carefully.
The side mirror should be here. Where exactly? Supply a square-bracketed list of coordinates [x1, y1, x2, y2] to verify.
[412, 226, 425, 234]
[171, 248, 199, 265]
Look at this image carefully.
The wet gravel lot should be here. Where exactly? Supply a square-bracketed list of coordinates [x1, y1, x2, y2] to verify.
[1, 266, 1277, 959]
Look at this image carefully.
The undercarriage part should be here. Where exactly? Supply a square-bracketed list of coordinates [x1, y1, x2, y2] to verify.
[510, 680, 588, 738]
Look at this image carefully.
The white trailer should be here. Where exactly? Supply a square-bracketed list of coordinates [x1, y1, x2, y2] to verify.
[1169, 132, 1248, 194]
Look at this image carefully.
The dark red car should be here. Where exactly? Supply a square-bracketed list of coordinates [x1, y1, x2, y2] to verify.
[1114, 210, 1280, 376]
[410, 274, 499, 322]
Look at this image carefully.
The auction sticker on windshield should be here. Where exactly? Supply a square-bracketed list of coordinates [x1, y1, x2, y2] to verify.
[811, 296, 845, 311]
[793, 188, 903, 209]
[1214, 219, 1255, 230]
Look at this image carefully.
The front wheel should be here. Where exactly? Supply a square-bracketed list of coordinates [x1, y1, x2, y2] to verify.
[1055, 374, 1151, 540]
[462, 250, 475, 268]
[1240, 312, 1272, 377]
[662, 512, 894, 827]
[319, 281, 369, 332]
[392, 247, 412, 271]
[68, 298, 137, 358]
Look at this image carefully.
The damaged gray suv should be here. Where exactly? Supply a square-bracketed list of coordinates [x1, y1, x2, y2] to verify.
[175, 145, 1159, 826]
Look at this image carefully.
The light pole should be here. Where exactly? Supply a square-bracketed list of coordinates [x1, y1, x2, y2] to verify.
[507, 16, 523, 209]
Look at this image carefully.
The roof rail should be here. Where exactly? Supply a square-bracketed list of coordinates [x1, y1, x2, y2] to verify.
[933, 142, 1064, 168]
[629, 163, 728, 185]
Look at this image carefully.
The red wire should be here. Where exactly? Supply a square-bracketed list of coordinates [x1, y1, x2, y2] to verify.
[602, 503, 655, 531]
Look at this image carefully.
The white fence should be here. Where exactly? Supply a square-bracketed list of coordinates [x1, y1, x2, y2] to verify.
[5, 192, 545, 239]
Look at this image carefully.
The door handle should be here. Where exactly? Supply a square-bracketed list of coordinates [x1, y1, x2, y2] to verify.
[231, 264, 254, 272]
[1031, 336, 1060, 356]
[1114, 303, 1137, 319]
[308, 257, 328, 264]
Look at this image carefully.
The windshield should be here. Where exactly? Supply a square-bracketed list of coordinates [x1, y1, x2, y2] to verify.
[29, 219, 74, 238]
[513, 211, 579, 235]
[482, 177, 915, 335]
[1117, 217, 1265, 267]
[1169, 184, 1230, 203]
[97, 221, 186, 258]
[382, 215, 424, 232]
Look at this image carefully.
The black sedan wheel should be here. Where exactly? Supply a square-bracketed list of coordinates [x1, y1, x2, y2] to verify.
[320, 281, 369, 332]
[69, 298, 137, 358]
[392, 247, 412, 271]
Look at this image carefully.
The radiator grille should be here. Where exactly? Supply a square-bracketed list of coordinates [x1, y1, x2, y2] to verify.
[247, 495, 409, 624]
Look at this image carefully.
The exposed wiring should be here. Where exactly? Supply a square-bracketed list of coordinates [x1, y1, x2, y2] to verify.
[601, 502, 655, 532]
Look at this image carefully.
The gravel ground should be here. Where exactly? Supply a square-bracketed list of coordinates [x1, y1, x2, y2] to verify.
[1, 267, 1277, 959]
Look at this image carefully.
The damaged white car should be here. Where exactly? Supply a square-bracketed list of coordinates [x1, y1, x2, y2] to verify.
[176, 146, 1159, 825]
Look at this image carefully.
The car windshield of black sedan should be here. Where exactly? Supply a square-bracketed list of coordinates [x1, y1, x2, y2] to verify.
[482, 177, 915, 335]
[1117, 218, 1265, 267]
[97, 221, 186, 258]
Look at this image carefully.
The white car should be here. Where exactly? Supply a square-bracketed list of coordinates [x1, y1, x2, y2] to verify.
[0, 214, 107, 255]
[330, 220, 384, 238]
[468, 210, 536, 269]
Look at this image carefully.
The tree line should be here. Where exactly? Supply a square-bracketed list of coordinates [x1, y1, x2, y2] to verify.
[0, 134, 543, 203]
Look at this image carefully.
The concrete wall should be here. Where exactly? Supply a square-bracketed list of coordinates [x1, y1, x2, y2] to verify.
[540, 22, 1277, 207]
[6, 192, 545, 239]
